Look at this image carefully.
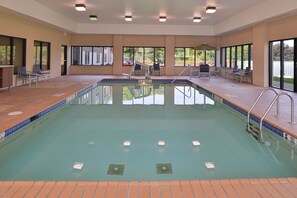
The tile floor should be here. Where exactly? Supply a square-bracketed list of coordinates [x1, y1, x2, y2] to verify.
[0, 74, 297, 197]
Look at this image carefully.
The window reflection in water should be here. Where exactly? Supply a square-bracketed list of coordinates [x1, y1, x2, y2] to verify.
[76, 86, 113, 105]
[174, 86, 214, 105]
[122, 84, 165, 105]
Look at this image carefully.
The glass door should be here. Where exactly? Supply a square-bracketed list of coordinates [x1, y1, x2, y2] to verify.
[61, 45, 67, 75]
[270, 39, 296, 92]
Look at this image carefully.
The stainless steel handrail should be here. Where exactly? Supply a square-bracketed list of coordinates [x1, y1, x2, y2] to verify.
[247, 88, 279, 132]
[259, 92, 296, 142]
[171, 64, 193, 84]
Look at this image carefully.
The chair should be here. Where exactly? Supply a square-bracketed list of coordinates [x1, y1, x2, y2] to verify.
[189, 64, 199, 78]
[152, 63, 160, 76]
[225, 65, 239, 79]
[234, 67, 252, 83]
[34, 64, 50, 82]
[132, 63, 142, 76]
[17, 66, 38, 86]
[211, 67, 220, 76]
[199, 64, 210, 78]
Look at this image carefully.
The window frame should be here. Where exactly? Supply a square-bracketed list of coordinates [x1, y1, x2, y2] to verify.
[174, 47, 216, 67]
[220, 43, 253, 69]
[122, 46, 166, 66]
[269, 38, 296, 92]
[34, 40, 50, 71]
[0, 34, 26, 74]
[71, 46, 114, 66]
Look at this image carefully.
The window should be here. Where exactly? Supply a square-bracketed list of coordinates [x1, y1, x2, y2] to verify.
[205, 50, 215, 66]
[122, 47, 165, 66]
[269, 39, 295, 92]
[220, 44, 253, 69]
[82, 47, 92, 65]
[155, 48, 165, 66]
[72, 47, 81, 65]
[283, 40, 294, 91]
[174, 48, 185, 66]
[243, 45, 250, 69]
[175, 47, 216, 66]
[196, 50, 204, 65]
[123, 47, 134, 66]
[144, 48, 154, 65]
[0, 36, 11, 65]
[226, 47, 231, 67]
[185, 48, 195, 66]
[0, 35, 26, 74]
[231, 47, 236, 68]
[34, 41, 50, 71]
[93, 47, 103, 65]
[104, 47, 113, 65]
[236, 46, 242, 68]
[71, 46, 114, 66]
[134, 48, 144, 64]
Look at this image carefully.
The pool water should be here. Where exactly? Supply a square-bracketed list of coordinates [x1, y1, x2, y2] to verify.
[0, 82, 296, 181]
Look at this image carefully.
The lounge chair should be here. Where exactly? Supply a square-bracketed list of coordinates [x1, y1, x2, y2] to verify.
[199, 64, 210, 78]
[189, 64, 199, 79]
[234, 67, 252, 83]
[34, 64, 50, 82]
[152, 63, 160, 76]
[133, 63, 142, 76]
[225, 65, 239, 79]
[17, 66, 38, 86]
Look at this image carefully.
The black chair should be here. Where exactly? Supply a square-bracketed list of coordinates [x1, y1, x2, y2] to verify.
[152, 63, 160, 76]
[133, 63, 142, 76]
[199, 64, 210, 78]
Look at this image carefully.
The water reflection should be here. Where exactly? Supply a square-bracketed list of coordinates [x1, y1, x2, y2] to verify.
[123, 84, 165, 105]
[74, 83, 215, 106]
[174, 86, 214, 105]
[75, 86, 113, 105]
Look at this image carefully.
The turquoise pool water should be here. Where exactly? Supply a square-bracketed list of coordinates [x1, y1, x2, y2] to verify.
[0, 82, 296, 181]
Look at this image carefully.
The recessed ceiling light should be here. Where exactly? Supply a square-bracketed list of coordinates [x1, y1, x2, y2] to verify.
[89, 15, 97, 21]
[159, 16, 166, 22]
[193, 17, 202, 23]
[75, 4, 86, 12]
[125, 16, 132, 22]
[206, 6, 216, 14]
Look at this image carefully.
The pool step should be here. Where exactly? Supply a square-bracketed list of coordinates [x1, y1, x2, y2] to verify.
[246, 122, 260, 140]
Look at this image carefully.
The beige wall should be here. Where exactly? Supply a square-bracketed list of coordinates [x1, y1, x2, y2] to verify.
[69, 34, 216, 76]
[70, 34, 216, 75]
[218, 28, 253, 47]
[217, 14, 297, 87]
[0, 11, 71, 86]
[2, 9, 297, 88]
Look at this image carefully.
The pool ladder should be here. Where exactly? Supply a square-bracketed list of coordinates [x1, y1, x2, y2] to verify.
[171, 65, 194, 84]
[247, 88, 295, 142]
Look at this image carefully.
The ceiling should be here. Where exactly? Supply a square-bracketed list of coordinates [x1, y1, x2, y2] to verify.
[1, 0, 297, 35]
[34, 0, 265, 25]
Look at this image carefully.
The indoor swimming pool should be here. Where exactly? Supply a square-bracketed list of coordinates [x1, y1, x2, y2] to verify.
[0, 81, 296, 181]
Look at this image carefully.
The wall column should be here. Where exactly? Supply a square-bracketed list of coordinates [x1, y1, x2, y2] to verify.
[165, 36, 175, 76]
[252, 24, 269, 87]
[113, 35, 123, 75]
